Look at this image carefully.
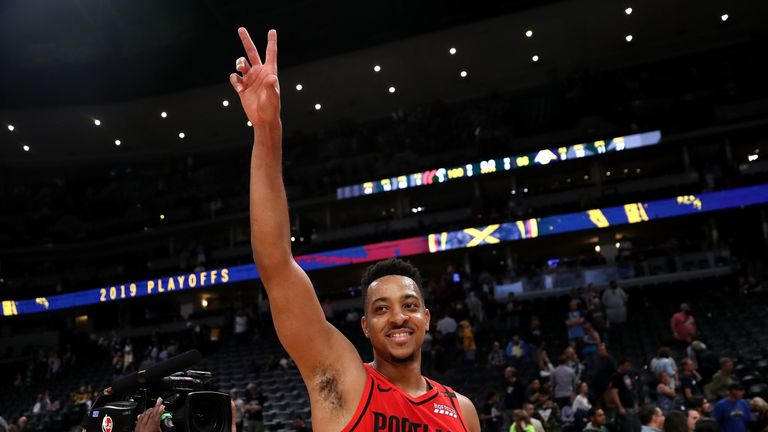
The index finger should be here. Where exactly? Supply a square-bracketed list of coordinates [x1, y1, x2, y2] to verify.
[238, 27, 262, 67]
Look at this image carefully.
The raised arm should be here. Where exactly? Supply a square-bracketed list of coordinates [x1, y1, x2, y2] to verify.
[230, 28, 365, 406]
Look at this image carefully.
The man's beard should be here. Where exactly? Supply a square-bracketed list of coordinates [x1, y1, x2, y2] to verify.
[390, 351, 416, 364]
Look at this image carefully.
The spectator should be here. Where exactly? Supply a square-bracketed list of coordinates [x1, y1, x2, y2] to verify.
[244, 383, 266, 432]
[503, 367, 527, 413]
[651, 348, 678, 388]
[528, 316, 544, 348]
[552, 355, 578, 408]
[436, 312, 458, 369]
[584, 408, 609, 432]
[48, 352, 61, 379]
[664, 411, 688, 432]
[588, 344, 616, 403]
[479, 391, 503, 432]
[466, 291, 484, 322]
[603, 281, 628, 344]
[488, 341, 506, 368]
[640, 404, 665, 432]
[573, 382, 593, 414]
[31, 392, 50, 414]
[535, 388, 562, 432]
[15, 416, 27, 432]
[713, 383, 752, 432]
[234, 310, 249, 343]
[565, 346, 585, 381]
[612, 360, 640, 432]
[524, 403, 546, 432]
[686, 409, 701, 432]
[687, 396, 713, 417]
[539, 351, 556, 383]
[657, 372, 677, 414]
[670, 304, 696, 345]
[586, 295, 608, 341]
[526, 379, 543, 405]
[230, 388, 245, 432]
[749, 397, 768, 432]
[680, 358, 703, 403]
[566, 299, 586, 343]
[582, 321, 602, 360]
[506, 335, 530, 367]
[511, 409, 536, 432]
[458, 319, 477, 364]
[705, 358, 735, 400]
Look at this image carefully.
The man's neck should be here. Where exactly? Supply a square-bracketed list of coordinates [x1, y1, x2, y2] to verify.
[372, 354, 428, 397]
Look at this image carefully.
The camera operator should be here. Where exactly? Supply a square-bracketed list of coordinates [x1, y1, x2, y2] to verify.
[133, 397, 237, 432]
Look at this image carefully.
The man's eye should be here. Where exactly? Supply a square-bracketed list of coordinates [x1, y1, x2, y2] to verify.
[404, 303, 417, 309]
[375, 306, 388, 313]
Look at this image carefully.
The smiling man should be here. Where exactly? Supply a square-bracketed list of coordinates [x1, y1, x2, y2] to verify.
[229, 27, 481, 432]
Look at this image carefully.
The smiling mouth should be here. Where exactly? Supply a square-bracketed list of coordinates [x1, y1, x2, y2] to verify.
[386, 330, 415, 342]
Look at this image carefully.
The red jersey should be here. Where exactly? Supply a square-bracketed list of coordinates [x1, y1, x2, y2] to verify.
[342, 363, 470, 432]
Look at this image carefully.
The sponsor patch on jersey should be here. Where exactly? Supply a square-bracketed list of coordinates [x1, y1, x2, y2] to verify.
[433, 403, 458, 418]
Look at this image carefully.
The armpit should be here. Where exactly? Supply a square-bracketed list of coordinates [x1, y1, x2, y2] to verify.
[311, 365, 344, 411]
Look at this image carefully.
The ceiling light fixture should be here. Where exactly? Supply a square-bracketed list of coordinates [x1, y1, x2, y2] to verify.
[222, 100, 229, 107]
[388, 86, 396, 93]
[532, 55, 540, 62]
[449, 47, 457, 55]
[295, 84, 303, 91]
[114, 139, 121, 146]
[373, 65, 381, 72]
[161, 111, 168, 118]
[625, 7, 633, 15]
[247, 121, 252, 127]
[721, 13, 729, 22]
[625, 34, 634, 42]
[94, 119, 101, 126]
[525, 30, 533, 38]
[23, 145, 30, 152]
[460, 70, 468, 78]
[178, 132, 185, 139]
[314, 103, 322, 110]
[7, 125, 14, 131]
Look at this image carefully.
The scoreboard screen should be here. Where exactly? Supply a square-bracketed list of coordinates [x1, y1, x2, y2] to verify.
[336, 130, 662, 200]
[4, 181, 766, 317]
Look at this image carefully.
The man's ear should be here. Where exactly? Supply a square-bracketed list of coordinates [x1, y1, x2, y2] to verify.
[424, 308, 430, 333]
[361, 315, 369, 338]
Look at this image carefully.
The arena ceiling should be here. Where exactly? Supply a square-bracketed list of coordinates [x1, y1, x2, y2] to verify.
[1, 0, 766, 165]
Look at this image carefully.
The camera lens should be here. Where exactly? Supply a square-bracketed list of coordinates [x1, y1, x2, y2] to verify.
[189, 396, 224, 432]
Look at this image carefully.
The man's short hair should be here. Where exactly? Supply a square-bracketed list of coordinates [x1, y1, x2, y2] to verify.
[720, 357, 733, 367]
[361, 258, 424, 312]
[587, 407, 602, 418]
[687, 395, 705, 411]
[728, 382, 745, 391]
[639, 403, 659, 426]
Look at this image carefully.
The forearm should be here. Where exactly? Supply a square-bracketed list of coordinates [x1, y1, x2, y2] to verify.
[249, 122, 292, 275]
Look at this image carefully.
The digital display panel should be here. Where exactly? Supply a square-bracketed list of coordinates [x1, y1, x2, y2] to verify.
[3, 181, 766, 317]
[336, 130, 662, 200]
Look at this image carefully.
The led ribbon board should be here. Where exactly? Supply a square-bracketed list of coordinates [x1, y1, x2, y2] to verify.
[3, 182, 766, 316]
[336, 130, 662, 200]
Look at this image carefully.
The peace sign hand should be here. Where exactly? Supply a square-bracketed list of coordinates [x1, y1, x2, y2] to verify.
[230, 28, 280, 127]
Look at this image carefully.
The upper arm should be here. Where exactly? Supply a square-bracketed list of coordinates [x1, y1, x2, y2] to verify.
[260, 259, 366, 391]
[457, 393, 482, 432]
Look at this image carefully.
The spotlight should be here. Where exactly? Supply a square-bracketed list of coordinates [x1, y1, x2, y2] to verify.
[532, 55, 540, 62]
[525, 30, 533, 38]
[161, 111, 168, 118]
[625, 7, 633, 15]
[314, 103, 322, 110]
[7, 125, 14, 131]
[616, 242, 621, 249]
[373, 65, 381, 72]
[94, 119, 101, 126]
[290, 236, 296, 242]
[23, 145, 30, 152]
[595, 245, 601, 253]
[201, 298, 208, 308]
[247, 121, 252, 127]
[160, 214, 165, 220]
[449, 47, 457, 55]
[222, 100, 230, 107]
[114, 139, 121, 146]
[625, 34, 633, 42]
[295, 84, 303, 91]
[178, 132, 185, 139]
[721, 13, 729, 22]
[388, 86, 396, 93]
[460, 70, 468, 78]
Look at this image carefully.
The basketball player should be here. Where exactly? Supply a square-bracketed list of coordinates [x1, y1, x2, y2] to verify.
[229, 27, 481, 432]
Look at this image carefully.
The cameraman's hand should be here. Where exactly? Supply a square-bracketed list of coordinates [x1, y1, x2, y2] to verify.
[135, 398, 164, 432]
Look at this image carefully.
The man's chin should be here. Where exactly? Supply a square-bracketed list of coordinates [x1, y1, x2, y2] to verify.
[389, 351, 417, 365]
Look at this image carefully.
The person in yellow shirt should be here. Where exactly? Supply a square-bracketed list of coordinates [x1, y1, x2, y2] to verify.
[459, 319, 477, 363]
[510, 409, 537, 432]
